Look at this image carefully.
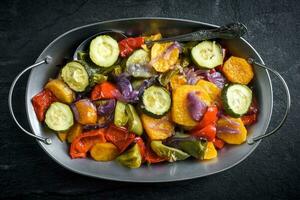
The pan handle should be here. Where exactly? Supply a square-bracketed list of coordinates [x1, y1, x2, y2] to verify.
[8, 56, 53, 145]
[247, 58, 291, 145]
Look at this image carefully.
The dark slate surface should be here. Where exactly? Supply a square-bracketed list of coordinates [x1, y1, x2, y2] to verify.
[1, 0, 299, 199]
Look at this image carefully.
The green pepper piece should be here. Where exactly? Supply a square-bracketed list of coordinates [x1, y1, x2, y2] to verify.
[116, 144, 142, 168]
[126, 104, 143, 135]
[112, 65, 123, 76]
[114, 101, 128, 127]
[180, 56, 190, 68]
[158, 69, 179, 86]
[164, 132, 208, 160]
[179, 140, 207, 160]
[131, 79, 145, 90]
[150, 141, 190, 162]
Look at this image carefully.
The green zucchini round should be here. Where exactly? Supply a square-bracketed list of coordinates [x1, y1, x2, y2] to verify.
[191, 40, 223, 69]
[89, 35, 119, 67]
[141, 86, 171, 118]
[221, 84, 253, 117]
[61, 61, 89, 92]
[45, 102, 74, 131]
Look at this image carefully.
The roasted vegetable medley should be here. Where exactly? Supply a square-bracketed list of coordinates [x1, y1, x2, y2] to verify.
[32, 33, 258, 168]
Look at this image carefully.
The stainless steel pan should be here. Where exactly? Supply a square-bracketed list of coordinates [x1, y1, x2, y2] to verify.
[8, 18, 290, 182]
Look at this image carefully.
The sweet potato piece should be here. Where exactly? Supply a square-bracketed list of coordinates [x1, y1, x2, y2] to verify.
[222, 56, 254, 85]
[170, 75, 187, 90]
[57, 131, 68, 142]
[67, 123, 83, 143]
[90, 143, 119, 161]
[217, 117, 247, 144]
[196, 80, 221, 104]
[151, 42, 179, 72]
[141, 113, 174, 140]
[171, 85, 211, 127]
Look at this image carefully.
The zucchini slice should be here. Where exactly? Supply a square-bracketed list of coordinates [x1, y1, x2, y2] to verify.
[142, 86, 171, 117]
[221, 84, 252, 117]
[191, 41, 223, 69]
[89, 35, 119, 67]
[61, 61, 89, 92]
[126, 49, 154, 78]
[45, 102, 74, 131]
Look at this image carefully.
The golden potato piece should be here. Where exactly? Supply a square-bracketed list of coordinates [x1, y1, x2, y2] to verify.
[90, 143, 119, 161]
[45, 79, 75, 104]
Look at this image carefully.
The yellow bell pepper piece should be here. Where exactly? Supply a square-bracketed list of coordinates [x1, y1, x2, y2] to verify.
[204, 142, 218, 160]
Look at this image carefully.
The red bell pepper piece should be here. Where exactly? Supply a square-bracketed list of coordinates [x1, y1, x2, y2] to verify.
[145, 148, 166, 164]
[241, 98, 258, 126]
[90, 81, 120, 101]
[241, 114, 257, 126]
[248, 98, 259, 114]
[135, 137, 166, 164]
[105, 125, 135, 153]
[31, 89, 57, 122]
[70, 128, 106, 159]
[191, 123, 216, 141]
[118, 37, 144, 57]
[135, 137, 146, 160]
[193, 105, 218, 131]
[213, 138, 225, 149]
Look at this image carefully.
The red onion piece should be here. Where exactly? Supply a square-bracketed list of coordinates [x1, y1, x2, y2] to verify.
[187, 91, 207, 121]
[217, 126, 240, 134]
[163, 41, 182, 59]
[71, 99, 95, 122]
[83, 114, 113, 131]
[115, 73, 139, 103]
[97, 99, 116, 116]
[183, 67, 208, 85]
[207, 71, 226, 89]
[220, 114, 240, 127]
[70, 103, 79, 122]
[149, 41, 182, 66]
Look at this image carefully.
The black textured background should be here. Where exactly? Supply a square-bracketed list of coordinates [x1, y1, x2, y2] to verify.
[1, 0, 300, 199]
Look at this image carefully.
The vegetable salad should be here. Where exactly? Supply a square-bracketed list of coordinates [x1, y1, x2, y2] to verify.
[32, 33, 258, 168]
